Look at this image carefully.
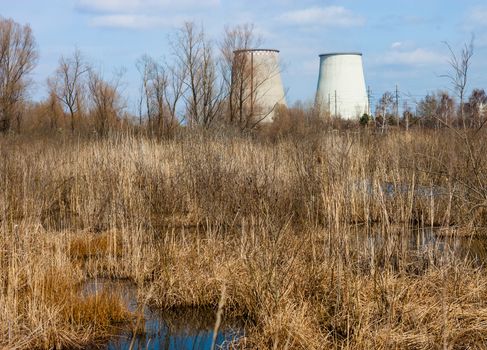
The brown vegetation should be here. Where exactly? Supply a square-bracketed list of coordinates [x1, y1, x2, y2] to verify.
[1, 127, 487, 349]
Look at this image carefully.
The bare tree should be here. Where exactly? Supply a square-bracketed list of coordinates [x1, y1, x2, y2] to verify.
[48, 49, 89, 133]
[220, 23, 262, 127]
[0, 17, 38, 132]
[442, 37, 474, 129]
[376, 91, 394, 132]
[466, 89, 487, 128]
[137, 55, 155, 133]
[431, 38, 487, 217]
[437, 91, 455, 128]
[145, 56, 170, 135]
[164, 59, 186, 130]
[46, 90, 64, 130]
[172, 22, 224, 127]
[136, 54, 184, 137]
[220, 24, 285, 130]
[87, 69, 124, 136]
[402, 101, 413, 131]
[136, 78, 144, 127]
[417, 93, 439, 128]
[416, 91, 455, 129]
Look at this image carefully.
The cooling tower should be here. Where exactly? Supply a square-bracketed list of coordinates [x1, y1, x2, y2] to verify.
[232, 49, 286, 124]
[315, 53, 368, 119]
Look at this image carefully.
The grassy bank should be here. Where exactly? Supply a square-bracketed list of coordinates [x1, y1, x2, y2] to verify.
[1, 129, 487, 349]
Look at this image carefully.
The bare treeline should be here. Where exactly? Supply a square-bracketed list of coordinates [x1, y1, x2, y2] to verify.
[0, 16, 278, 135]
[0, 18, 37, 132]
[0, 16, 486, 136]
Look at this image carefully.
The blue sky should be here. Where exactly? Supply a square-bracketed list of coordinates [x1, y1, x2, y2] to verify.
[2, 0, 487, 112]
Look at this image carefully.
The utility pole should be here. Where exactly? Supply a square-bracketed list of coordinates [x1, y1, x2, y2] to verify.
[250, 51, 254, 118]
[334, 90, 337, 118]
[328, 93, 331, 114]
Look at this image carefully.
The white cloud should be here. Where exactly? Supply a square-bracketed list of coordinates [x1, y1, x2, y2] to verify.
[467, 6, 487, 26]
[391, 42, 403, 49]
[381, 48, 446, 66]
[76, 0, 219, 14]
[278, 6, 365, 27]
[390, 41, 416, 50]
[88, 14, 186, 29]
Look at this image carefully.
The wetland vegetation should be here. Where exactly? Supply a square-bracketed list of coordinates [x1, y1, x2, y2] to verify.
[2, 128, 487, 349]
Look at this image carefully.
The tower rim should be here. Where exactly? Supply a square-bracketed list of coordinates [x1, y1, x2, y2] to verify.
[319, 52, 362, 57]
[234, 48, 280, 54]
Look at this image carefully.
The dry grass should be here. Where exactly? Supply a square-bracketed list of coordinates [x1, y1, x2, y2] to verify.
[0, 225, 131, 349]
[1, 129, 487, 349]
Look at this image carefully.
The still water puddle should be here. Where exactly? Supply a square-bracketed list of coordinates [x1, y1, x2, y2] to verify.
[348, 225, 487, 263]
[106, 309, 242, 350]
[83, 226, 487, 349]
[83, 280, 244, 350]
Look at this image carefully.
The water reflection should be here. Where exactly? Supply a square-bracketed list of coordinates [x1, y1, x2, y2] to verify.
[107, 308, 243, 350]
[349, 225, 487, 265]
[82, 280, 243, 350]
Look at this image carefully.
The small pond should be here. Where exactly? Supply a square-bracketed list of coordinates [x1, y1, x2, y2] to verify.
[83, 280, 244, 350]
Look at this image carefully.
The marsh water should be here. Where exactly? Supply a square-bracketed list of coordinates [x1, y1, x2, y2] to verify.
[83, 280, 244, 350]
[358, 226, 487, 263]
[85, 225, 487, 350]
[106, 308, 243, 350]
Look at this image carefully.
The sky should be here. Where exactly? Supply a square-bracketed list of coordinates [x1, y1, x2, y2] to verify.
[2, 0, 487, 112]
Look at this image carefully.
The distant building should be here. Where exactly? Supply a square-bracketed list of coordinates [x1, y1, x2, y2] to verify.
[232, 49, 286, 124]
[315, 53, 368, 119]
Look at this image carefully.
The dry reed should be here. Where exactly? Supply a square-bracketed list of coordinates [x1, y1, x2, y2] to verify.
[1, 129, 487, 349]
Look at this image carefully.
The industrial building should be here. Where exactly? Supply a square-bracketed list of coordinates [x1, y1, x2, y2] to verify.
[315, 52, 368, 119]
[232, 49, 286, 124]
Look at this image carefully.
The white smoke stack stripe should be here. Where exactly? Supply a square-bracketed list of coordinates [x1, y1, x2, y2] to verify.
[233, 49, 286, 123]
[315, 53, 368, 119]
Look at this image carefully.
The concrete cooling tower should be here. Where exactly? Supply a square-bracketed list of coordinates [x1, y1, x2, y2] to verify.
[315, 53, 368, 119]
[232, 49, 286, 123]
